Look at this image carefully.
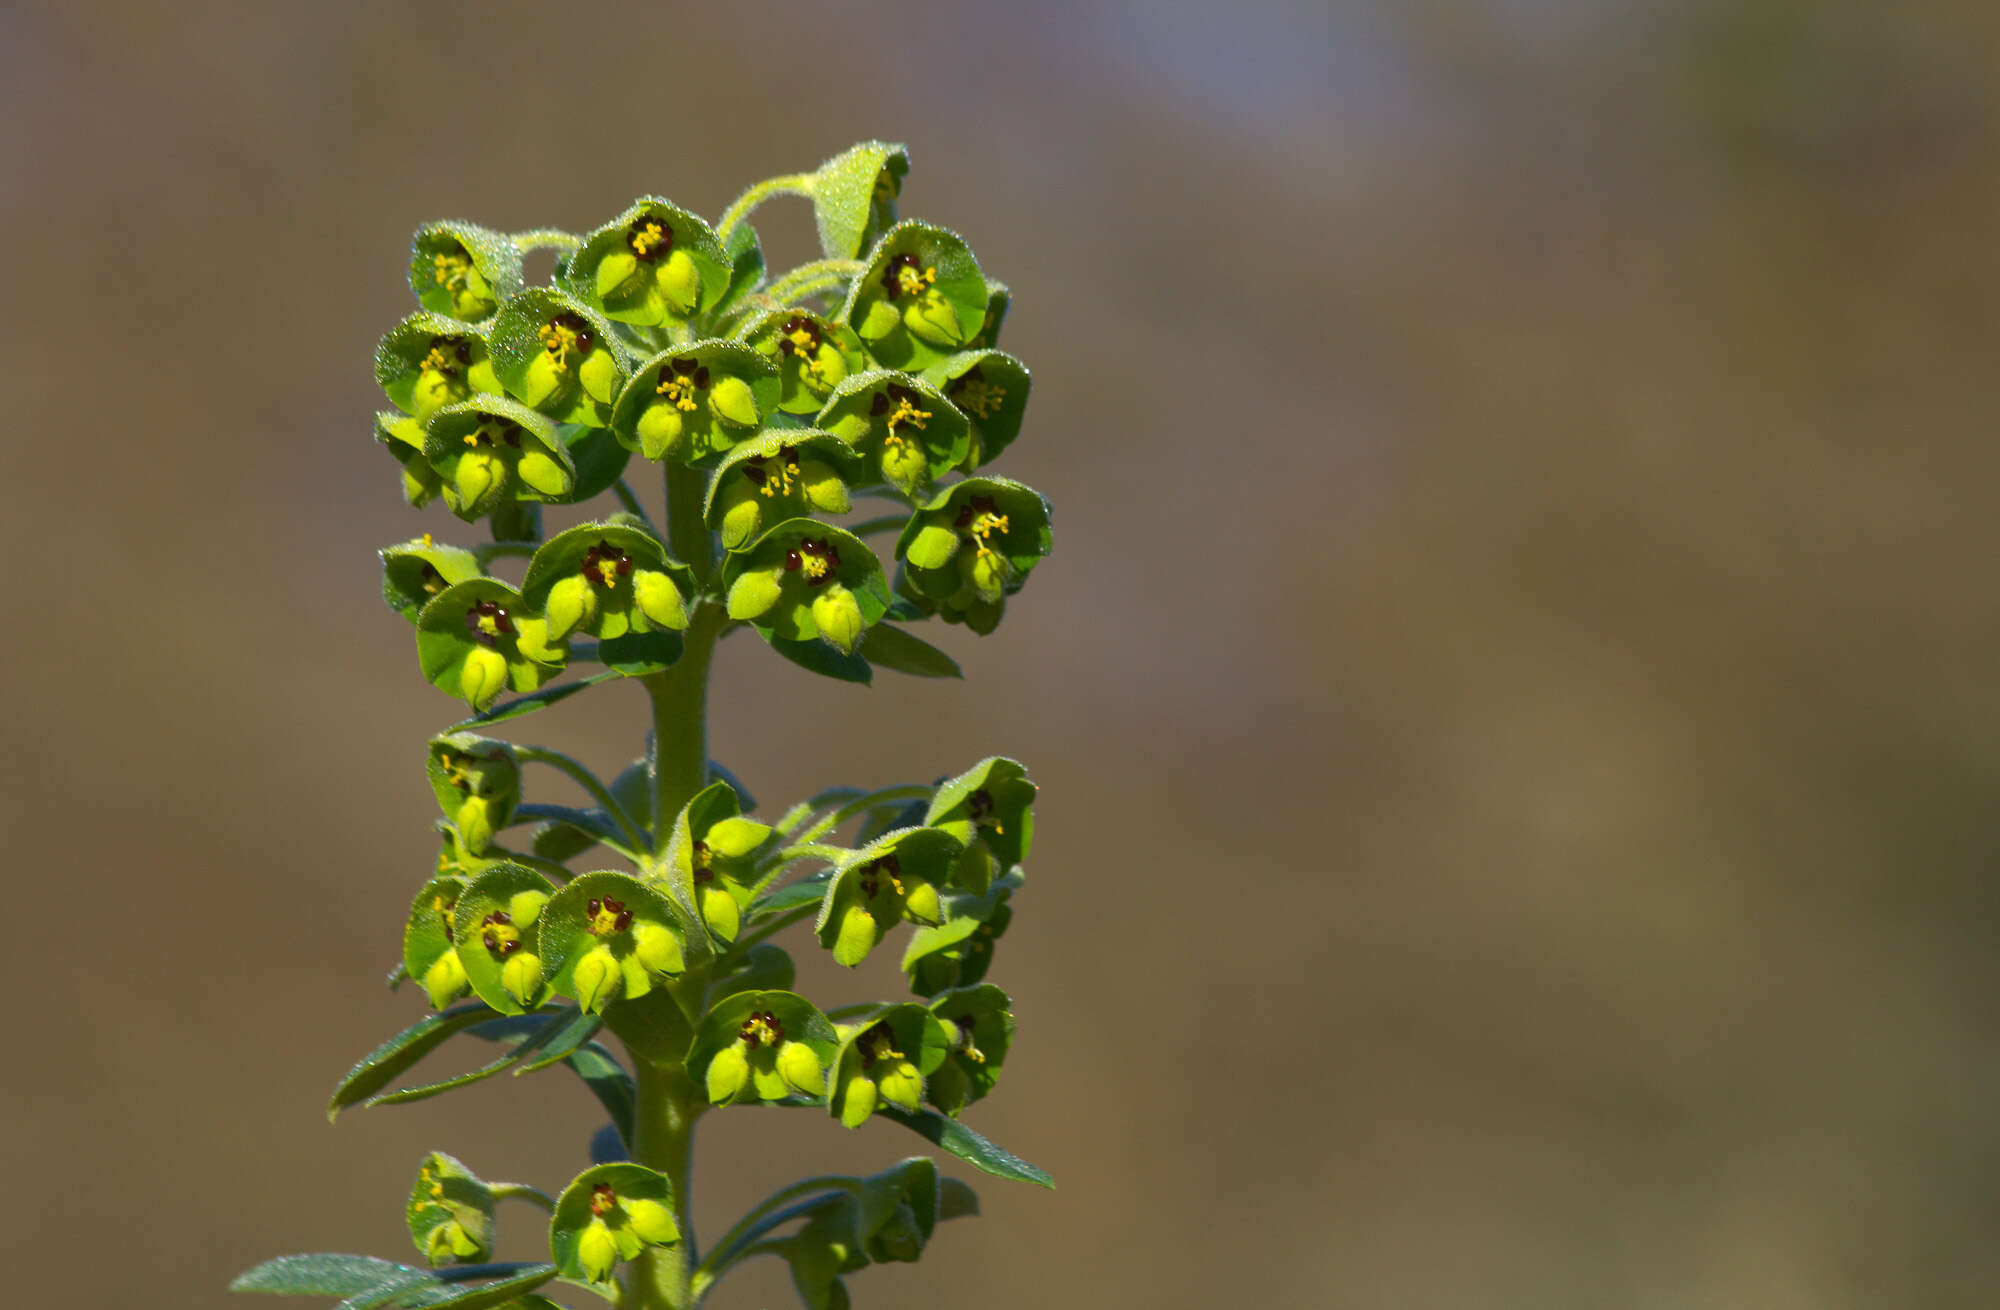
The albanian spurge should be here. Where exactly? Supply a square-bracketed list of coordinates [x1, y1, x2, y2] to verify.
[234, 143, 1054, 1310]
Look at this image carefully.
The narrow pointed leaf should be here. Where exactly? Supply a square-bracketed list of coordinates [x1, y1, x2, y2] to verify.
[858, 625, 961, 679]
[874, 1106, 1053, 1187]
[446, 671, 622, 731]
[232, 1255, 424, 1296]
[327, 1005, 495, 1121]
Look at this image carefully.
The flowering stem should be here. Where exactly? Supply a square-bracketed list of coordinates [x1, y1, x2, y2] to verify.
[764, 259, 865, 308]
[715, 172, 813, 245]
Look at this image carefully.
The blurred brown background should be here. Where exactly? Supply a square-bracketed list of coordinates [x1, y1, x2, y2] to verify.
[6, 0, 2000, 1305]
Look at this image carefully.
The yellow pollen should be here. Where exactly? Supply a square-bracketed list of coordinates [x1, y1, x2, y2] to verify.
[785, 327, 831, 379]
[483, 920, 521, 952]
[896, 263, 937, 297]
[744, 1015, 780, 1045]
[656, 373, 700, 412]
[588, 904, 622, 935]
[433, 251, 471, 289]
[800, 552, 832, 581]
[475, 614, 504, 638]
[968, 511, 1010, 541]
[956, 377, 1005, 418]
[758, 458, 801, 499]
[884, 396, 930, 433]
[963, 1044, 986, 1064]
[422, 532, 434, 547]
[629, 221, 668, 257]
[593, 559, 620, 586]
[420, 345, 454, 373]
[538, 319, 583, 372]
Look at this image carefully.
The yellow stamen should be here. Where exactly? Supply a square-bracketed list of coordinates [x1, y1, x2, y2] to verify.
[885, 395, 929, 433]
[420, 345, 454, 374]
[968, 511, 1010, 541]
[956, 376, 1006, 419]
[588, 903, 623, 935]
[422, 532, 434, 547]
[758, 457, 801, 499]
[656, 373, 700, 412]
[896, 263, 937, 298]
[538, 319, 584, 372]
[433, 251, 472, 289]
[629, 220, 669, 257]
[744, 1014, 780, 1045]
[800, 552, 832, 581]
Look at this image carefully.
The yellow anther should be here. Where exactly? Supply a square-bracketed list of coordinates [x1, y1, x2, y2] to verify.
[757, 456, 801, 499]
[896, 263, 937, 297]
[593, 558, 620, 587]
[474, 614, 504, 638]
[800, 551, 832, 581]
[656, 373, 700, 412]
[955, 376, 1006, 419]
[968, 511, 1011, 541]
[420, 345, 454, 374]
[884, 395, 930, 433]
[963, 1044, 986, 1064]
[784, 326, 829, 379]
[422, 532, 434, 547]
[538, 319, 583, 372]
[629, 220, 669, 257]
[433, 251, 471, 289]
[744, 1014, 781, 1045]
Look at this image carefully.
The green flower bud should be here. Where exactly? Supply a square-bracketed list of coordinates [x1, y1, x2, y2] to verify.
[565, 199, 730, 328]
[924, 983, 1014, 1115]
[426, 734, 520, 855]
[572, 944, 618, 1014]
[827, 1006, 949, 1129]
[423, 395, 576, 523]
[922, 348, 1031, 469]
[816, 828, 962, 966]
[838, 1067, 879, 1128]
[577, 1220, 619, 1284]
[375, 410, 446, 508]
[706, 1043, 750, 1105]
[815, 370, 969, 495]
[809, 140, 910, 260]
[777, 1040, 826, 1096]
[407, 1151, 495, 1268]
[659, 782, 775, 946]
[698, 883, 740, 942]
[718, 520, 891, 657]
[520, 522, 694, 646]
[488, 289, 627, 428]
[501, 951, 544, 1008]
[894, 477, 1052, 632]
[420, 951, 468, 1010]
[811, 583, 864, 655]
[902, 891, 1013, 997]
[459, 647, 507, 708]
[745, 309, 870, 414]
[426, 1221, 482, 1264]
[701, 433, 862, 553]
[840, 221, 989, 371]
[630, 921, 683, 976]
[608, 342, 779, 465]
[409, 222, 523, 323]
[876, 1058, 924, 1112]
[867, 1204, 924, 1264]
[623, 1198, 678, 1247]
[376, 313, 503, 423]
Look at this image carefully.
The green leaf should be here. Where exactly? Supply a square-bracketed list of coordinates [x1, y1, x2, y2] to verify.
[874, 1106, 1053, 1188]
[810, 141, 910, 260]
[596, 628, 684, 676]
[445, 670, 622, 731]
[715, 220, 766, 318]
[858, 625, 961, 679]
[331, 1270, 440, 1310]
[767, 634, 872, 684]
[395, 1267, 558, 1310]
[361, 1006, 580, 1108]
[327, 1004, 496, 1121]
[232, 1254, 425, 1296]
[562, 1043, 637, 1150]
[752, 871, 832, 915]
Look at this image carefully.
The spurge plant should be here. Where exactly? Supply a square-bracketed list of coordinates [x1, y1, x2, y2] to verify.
[233, 142, 1053, 1310]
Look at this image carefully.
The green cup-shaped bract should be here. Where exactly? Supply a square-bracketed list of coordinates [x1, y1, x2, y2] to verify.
[425, 733, 520, 856]
[538, 872, 685, 1014]
[810, 140, 910, 261]
[704, 431, 859, 555]
[742, 308, 870, 416]
[565, 197, 731, 329]
[451, 861, 558, 1014]
[894, 477, 1052, 633]
[380, 535, 482, 625]
[610, 341, 779, 466]
[925, 755, 1036, 890]
[550, 1162, 678, 1288]
[685, 989, 840, 1106]
[407, 1151, 495, 1267]
[422, 396, 576, 523]
[415, 578, 568, 712]
[376, 313, 503, 422]
[968, 281, 1009, 350]
[403, 873, 470, 1010]
[781, 1156, 942, 1309]
[375, 410, 445, 508]
[840, 220, 988, 371]
[721, 519, 891, 656]
[827, 1004, 950, 1129]
[488, 289, 627, 428]
[662, 780, 774, 943]
[920, 349, 1031, 469]
[815, 827, 965, 967]
[409, 221, 523, 323]
[814, 370, 969, 496]
[923, 983, 1014, 1116]
[520, 521, 692, 644]
[901, 887, 1012, 997]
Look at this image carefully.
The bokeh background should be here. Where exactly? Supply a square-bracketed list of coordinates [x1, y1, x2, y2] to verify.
[6, 1, 2000, 1305]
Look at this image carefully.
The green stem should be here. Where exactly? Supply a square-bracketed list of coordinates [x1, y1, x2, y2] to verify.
[513, 228, 580, 253]
[846, 513, 909, 538]
[789, 783, 935, 847]
[715, 172, 813, 244]
[626, 1056, 702, 1310]
[764, 259, 865, 307]
[725, 903, 818, 957]
[488, 1182, 556, 1211]
[514, 746, 648, 851]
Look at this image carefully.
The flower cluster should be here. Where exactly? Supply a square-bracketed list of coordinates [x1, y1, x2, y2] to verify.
[239, 144, 1056, 1310]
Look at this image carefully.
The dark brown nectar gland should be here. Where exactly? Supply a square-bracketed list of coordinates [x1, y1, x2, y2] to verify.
[880, 252, 935, 300]
[953, 1014, 985, 1062]
[655, 357, 711, 411]
[626, 215, 673, 262]
[464, 600, 516, 648]
[480, 910, 522, 957]
[580, 541, 633, 589]
[857, 852, 904, 900]
[869, 384, 932, 433]
[690, 840, 713, 885]
[586, 896, 633, 936]
[589, 1182, 618, 1217]
[776, 315, 823, 358]
[433, 893, 459, 944]
[740, 448, 804, 498]
[781, 538, 842, 587]
[739, 1010, 785, 1048]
